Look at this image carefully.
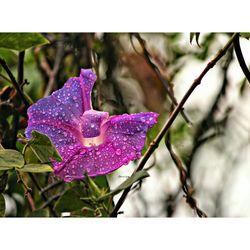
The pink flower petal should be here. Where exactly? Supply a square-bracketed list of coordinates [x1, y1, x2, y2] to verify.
[81, 110, 109, 138]
[54, 112, 159, 182]
[25, 69, 159, 182]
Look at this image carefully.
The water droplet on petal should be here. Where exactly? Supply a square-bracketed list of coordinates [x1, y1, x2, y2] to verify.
[115, 149, 121, 156]
[69, 145, 74, 150]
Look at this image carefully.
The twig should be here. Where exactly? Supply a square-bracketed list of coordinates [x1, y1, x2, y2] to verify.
[43, 39, 64, 97]
[10, 51, 25, 148]
[165, 132, 207, 217]
[0, 73, 12, 84]
[18, 51, 25, 85]
[40, 193, 62, 209]
[234, 33, 250, 83]
[185, 45, 234, 178]
[0, 58, 30, 109]
[16, 170, 36, 212]
[28, 173, 58, 217]
[110, 32, 238, 217]
[130, 33, 192, 125]
[40, 180, 64, 194]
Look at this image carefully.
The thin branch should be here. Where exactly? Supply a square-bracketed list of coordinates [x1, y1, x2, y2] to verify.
[234, 33, 250, 83]
[28, 173, 58, 217]
[185, 46, 234, 178]
[40, 180, 64, 194]
[40, 193, 62, 209]
[43, 39, 64, 97]
[0, 73, 12, 84]
[111, 32, 238, 217]
[16, 170, 36, 212]
[10, 51, 25, 149]
[130, 33, 192, 125]
[0, 58, 30, 110]
[18, 51, 25, 85]
[164, 132, 207, 217]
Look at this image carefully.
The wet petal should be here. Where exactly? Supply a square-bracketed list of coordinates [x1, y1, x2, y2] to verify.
[25, 68, 97, 161]
[104, 111, 158, 160]
[79, 69, 97, 111]
[25, 68, 159, 182]
[26, 69, 97, 132]
[52, 69, 96, 113]
[54, 112, 158, 181]
[25, 122, 83, 162]
[81, 110, 109, 138]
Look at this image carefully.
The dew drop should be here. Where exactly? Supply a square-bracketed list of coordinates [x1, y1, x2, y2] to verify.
[115, 149, 121, 156]
[69, 145, 74, 150]
[80, 149, 86, 155]
[96, 151, 100, 156]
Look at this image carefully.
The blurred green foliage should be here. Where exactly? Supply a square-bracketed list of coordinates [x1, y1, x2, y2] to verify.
[0, 32, 244, 217]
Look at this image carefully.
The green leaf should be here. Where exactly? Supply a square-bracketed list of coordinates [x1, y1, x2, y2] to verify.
[97, 170, 150, 201]
[0, 194, 5, 217]
[0, 33, 49, 51]
[54, 186, 87, 214]
[19, 164, 53, 173]
[0, 172, 8, 193]
[27, 130, 62, 163]
[28, 208, 50, 217]
[0, 149, 24, 170]
[23, 144, 40, 164]
[240, 33, 250, 40]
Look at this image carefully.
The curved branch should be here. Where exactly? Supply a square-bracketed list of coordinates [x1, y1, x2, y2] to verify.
[110, 33, 238, 217]
[130, 33, 192, 125]
[234, 33, 250, 83]
[0, 58, 30, 110]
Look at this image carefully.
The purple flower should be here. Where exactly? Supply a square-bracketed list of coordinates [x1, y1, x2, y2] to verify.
[25, 69, 158, 182]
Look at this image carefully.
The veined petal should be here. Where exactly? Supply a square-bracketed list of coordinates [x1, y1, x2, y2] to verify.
[79, 69, 96, 111]
[81, 110, 109, 138]
[25, 68, 159, 182]
[25, 123, 83, 161]
[26, 69, 96, 135]
[25, 68, 97, 161]
[54, 112, 158, 181]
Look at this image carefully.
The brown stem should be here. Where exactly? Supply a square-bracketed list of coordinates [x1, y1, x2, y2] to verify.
[16, 170, 36, 212]
[130, 33, 192, 125]
[28, 173, 58, 217]
[110, 32, 238, 217]
[234, 33, 250, 83]
[43, 38, 64, 97]
[0, 58, 30, 109]
[165, 132, 207, 217]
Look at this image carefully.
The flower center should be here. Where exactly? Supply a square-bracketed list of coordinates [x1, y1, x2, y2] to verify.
[82, 134, 104, 147]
